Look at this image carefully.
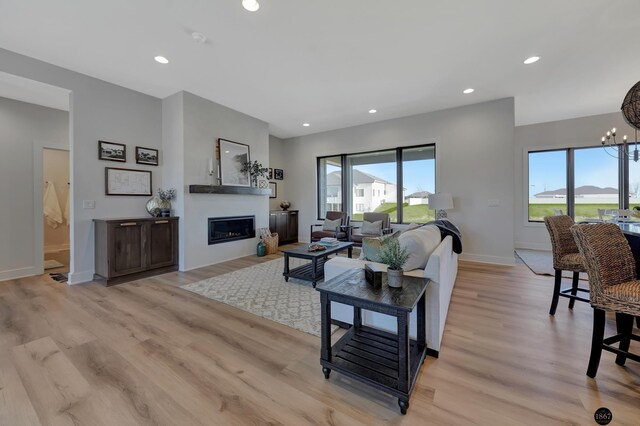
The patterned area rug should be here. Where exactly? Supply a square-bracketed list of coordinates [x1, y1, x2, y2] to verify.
[180, 257, 336, 337]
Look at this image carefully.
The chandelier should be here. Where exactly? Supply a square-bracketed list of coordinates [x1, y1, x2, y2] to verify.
[601, 80, 640, 162]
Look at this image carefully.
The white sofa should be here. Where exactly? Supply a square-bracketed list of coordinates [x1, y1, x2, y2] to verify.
[324, 230, 458, 356]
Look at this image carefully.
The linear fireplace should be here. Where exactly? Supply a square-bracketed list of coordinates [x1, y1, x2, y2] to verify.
[208, 215, 255, 245]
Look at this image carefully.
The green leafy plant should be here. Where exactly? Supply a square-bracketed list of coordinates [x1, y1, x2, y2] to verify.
[379, 237, 409, 271]
[241, 161, 269, 179]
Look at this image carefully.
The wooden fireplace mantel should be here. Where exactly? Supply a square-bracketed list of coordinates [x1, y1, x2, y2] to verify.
[188, 185, 271, 196]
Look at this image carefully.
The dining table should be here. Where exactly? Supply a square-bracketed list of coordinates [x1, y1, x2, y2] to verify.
[617, 222, 640, 272]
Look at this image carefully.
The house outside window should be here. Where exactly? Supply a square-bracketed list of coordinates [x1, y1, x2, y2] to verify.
[317, 144, 436, 223]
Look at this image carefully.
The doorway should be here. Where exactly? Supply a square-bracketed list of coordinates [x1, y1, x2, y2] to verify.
[42, 148, 70, 274]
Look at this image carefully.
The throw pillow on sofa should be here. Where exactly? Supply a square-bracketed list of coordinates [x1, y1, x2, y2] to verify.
[361, 232, 400, 262]
[323, 218, 342, 232]
[397, 225, 441, 271]
[361, 220, 382, 235]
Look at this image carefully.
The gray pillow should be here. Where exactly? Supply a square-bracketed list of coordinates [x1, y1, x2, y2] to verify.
[323, 218, 342, 232]
[362, 220, 382, 235]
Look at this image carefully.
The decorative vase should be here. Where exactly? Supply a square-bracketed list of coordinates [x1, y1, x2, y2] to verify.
[146, 196, 162, 217]
[257, 240, 266, 257]
[387, 268, 404, 288]
[280, 201, 291, 211]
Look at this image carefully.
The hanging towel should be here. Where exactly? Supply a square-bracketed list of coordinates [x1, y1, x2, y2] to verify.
[43, 182, 63, 229]
[64, 189, 70, 226]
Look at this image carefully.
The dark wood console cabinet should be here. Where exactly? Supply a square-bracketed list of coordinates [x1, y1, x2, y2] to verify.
[94, 217, 179, 285]
[269, 210, 298, 245]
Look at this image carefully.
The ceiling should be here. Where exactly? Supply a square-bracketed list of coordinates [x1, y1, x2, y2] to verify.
[0, 0, 638, 139]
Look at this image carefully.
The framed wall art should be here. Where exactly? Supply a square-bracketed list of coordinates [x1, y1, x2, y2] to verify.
[105, 167, 152, 196]
[218, 138, 250, 187]
[269, 182, 277, 198]
[274, 168, 284, 180]
[99, 140, 126, 162]
[135, 146, 159, 166]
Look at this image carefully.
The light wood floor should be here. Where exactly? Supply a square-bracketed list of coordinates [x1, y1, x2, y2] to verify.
[1, 249, 639, 425]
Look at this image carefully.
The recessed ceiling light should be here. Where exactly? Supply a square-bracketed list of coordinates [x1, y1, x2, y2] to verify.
[303, 123, 310, 127]
[242, 0, 260, 11]
[154, 56, 169, 64]
[191, 32, 207, 44]
[369, 109, 377, 114]
[524, 56, 540, 65]
[463, 88, 474, 94]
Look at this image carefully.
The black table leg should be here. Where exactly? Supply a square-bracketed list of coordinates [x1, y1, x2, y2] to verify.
[417, 291, 426, 354]
[312, 256, 318, 287]
[320, 293, 332, 379]
[283, 253, 290, 282]
[353, 306, 362, 329]
[397, 312, 410, 413]
[348, 246, 353, 258]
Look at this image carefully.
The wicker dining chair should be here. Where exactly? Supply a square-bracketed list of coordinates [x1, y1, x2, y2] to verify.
[543, 215, 589, 315]
[570, 223, 640, 378]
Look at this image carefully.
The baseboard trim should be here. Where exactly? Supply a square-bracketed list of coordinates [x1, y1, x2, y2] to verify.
[458, 253, 516, 266]
[44, 244, 70, 254]
[0, 266, 40, 282]
[515, 241, 551, 251]
[67, 270, 94, 285]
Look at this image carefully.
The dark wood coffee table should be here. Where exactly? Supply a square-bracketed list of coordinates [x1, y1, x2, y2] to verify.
[282, 242, 353, 287]
[315, 268, 429, 415]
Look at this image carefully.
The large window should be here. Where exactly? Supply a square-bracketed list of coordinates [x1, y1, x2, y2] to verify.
[528, 145, 632, 222]
[346, 150, 398, 221]
[318, 144, 436, 223]
[574, 147, 619, 222]
[318, 156, 342, 215]
[528, 150, 567, 221]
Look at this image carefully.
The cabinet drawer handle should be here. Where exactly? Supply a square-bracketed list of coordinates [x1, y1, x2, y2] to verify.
[269, 214, 276, 216]
[120, 222, 137, 227]
[290, 212, 297, 215]
[155, 220, 169, 224]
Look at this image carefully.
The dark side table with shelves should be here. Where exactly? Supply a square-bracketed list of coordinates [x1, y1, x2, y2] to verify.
[315, 269, 429, 415]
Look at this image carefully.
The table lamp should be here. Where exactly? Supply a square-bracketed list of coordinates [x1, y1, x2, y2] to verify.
[428, 193, 453, 219]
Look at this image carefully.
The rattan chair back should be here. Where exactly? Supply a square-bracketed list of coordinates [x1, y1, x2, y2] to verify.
[544, 215, 580, 270]
[570, 223, 636, 305]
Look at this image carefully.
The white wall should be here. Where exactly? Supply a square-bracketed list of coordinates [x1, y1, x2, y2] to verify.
[515, 111, 635, 250]
[43, 148, 70, 252]
[268, 135, 289, 210]
[0, 48, 162, 284]
[284, 98, 516, 265]
[163, 91, 270, 271]
[0, 97, 69, 280]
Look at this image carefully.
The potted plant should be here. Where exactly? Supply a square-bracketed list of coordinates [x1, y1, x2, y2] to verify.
[379, 237, 410, 288]
[157, 188, 176, 217]
[241, 161, 269, 187]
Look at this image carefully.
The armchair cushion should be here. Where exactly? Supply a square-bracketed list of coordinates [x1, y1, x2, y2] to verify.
[323, 218, 342, 232]
[361, 220, 382, 235]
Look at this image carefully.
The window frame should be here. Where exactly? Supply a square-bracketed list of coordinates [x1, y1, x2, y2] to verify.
[317, 143, 436, 224]
[526, 144, 626, 223]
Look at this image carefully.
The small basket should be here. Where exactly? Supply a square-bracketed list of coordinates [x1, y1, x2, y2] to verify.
[263, 233, 279, 254]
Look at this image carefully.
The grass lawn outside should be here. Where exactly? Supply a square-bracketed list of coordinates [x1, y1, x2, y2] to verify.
[528, 203, 640, 222]
[352, 203, 434, 223]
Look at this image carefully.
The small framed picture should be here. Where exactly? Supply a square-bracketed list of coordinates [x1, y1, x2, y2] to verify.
[274, 168, 284, 180]
[135, 146, 159, 166]
[269, 182, 277, 198]
[268, 168, 273, 180]
[99, 140, 126, 162]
